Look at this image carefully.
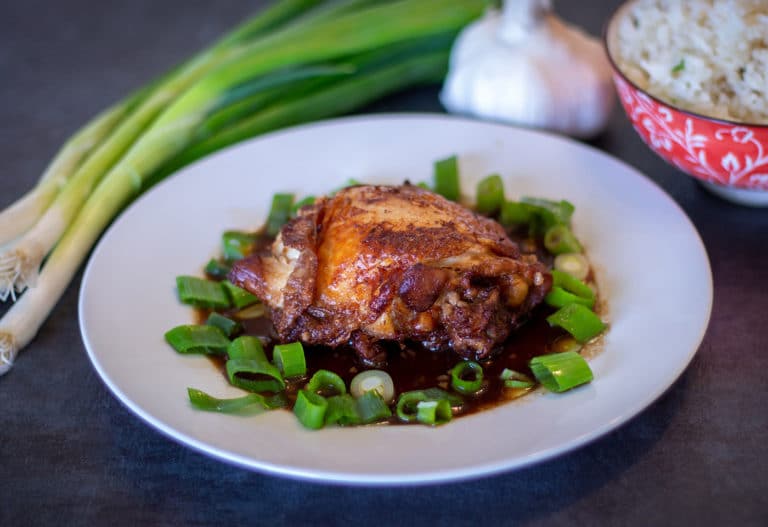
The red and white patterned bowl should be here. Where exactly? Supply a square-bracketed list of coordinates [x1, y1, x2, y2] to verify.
[605, 1, 768, 206]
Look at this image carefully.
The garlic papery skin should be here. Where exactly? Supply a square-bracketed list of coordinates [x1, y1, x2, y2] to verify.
[440, 0, 615, 138]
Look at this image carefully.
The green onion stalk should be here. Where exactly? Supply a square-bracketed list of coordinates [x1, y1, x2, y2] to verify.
[0, 0, 324, 300]
[0, 0, 486, 374]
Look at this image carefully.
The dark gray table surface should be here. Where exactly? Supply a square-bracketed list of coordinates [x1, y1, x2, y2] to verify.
[1, 1, 766, 525]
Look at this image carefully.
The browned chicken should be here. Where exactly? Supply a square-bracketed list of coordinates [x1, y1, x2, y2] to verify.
[230, 184, 551, 362]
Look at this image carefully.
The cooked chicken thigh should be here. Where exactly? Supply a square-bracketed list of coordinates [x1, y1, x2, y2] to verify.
[230, 184, 551, 361]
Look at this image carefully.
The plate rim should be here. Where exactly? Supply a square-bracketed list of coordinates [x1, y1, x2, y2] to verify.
[79, 112, 713, 485]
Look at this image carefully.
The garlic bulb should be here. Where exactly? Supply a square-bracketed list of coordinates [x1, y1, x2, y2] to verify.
[440, 0, 614, 138]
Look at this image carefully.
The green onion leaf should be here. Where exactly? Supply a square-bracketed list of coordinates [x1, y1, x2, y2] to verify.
[176, 275, 230, 309]
[520, 197, 575, 227]
[547, 304, 606, 342]
[355, 390, 391, 424]
[221, 230, 256, 261]
[529, 351, 593, 392]
[290, 195, 316, 217]
[273, 341, 307, 378]
[325, 394, 362, 426]
[227, 335, 266, 361]
[499, 201, 533, 226]
[266, 193, 295, 237]
[545, 286, 595, 309]
[165, 324, 230, 355]
[450, 360, 484, 395]
[672, 58, 685, 74]
[222, 280, 259, 309]
[306, 369, 346, 397]
[204, 258, 231, 280]
[500, 368, 534, 389]
[475, 173, 504, 215]
[433, 155, 460, 201]
[421, 387, 464, 408]
[187, 387, 287, 413]
[205, 312, 242, 338]
[416, 399, 452, 426]
[294, 390, 328, 430]
[233, 303, 267, 319]
[552, 270, 595, 301]
[544, 225, 583, 254]
[396, 391, 427, 423]
[226, 338, 284, 393]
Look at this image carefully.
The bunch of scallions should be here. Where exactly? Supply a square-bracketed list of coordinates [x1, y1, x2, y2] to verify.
[0, 0, 488, 375]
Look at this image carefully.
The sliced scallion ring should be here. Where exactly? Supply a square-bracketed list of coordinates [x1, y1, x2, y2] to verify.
[355, 390, 391, 424]
[553, 253, 589, 281]
[350, 370, 394, 403]
[306, 369, 346, 397]
[529, 351, 593, 393]
[294, 390, 327, 430]
[500, 368, 534, 389]
[273, 341, 306, 378]
[450, 361, 484, 395]
[164, 324, 230, 355]
[416, 399, 452, 426]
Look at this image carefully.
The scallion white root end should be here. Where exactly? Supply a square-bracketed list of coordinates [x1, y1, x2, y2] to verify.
[0, 332, 17, 376]
[0, 245, 43, 301]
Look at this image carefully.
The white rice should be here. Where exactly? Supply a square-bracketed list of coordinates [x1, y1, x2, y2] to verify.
[612, 0, 768, 124]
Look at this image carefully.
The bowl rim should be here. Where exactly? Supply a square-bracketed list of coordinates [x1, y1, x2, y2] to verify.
[602, 0, 768, 131]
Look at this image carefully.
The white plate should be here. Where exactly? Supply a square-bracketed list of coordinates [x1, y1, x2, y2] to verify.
[80, 114, 712, 485]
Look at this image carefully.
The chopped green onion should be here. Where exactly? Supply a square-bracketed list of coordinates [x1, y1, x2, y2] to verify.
[552, 270, 595, 301]
[205, 312, 242, 337]
[672, 58, 685, 74]
[233, 303, 267, 319]
[529, 351, 593, 393]
[273, 341, 306, 378]
[266, 193, 295, 237]
[290, 195, 316, 217]
[421, 387, 464, 408]
[187, 387, 287, 413]
[416, 399, 452, 426]
[226, 341, 285, 393]
[226, 335, 266, 360]
[500, 368, 534, 389]
[165, 324, 230, 355]
[221, 230, 256, 261]
[222, 280, 259, 308]
[433, 155, 459, 201]
[355, 390, 391, 424]
[325, 394, 361, 426]
[306, 369, 346, 397]
[545, 286, 595, 309]
[499, 201, 533, 226]
[176, 275, 230, 309]
[553, 253, 589, 281]
[396, 391, 428, 423]
[547, 304, 605, 342]
[350, 370, 394, 403]
[294, 390, 328, 430]
[450, 361, 484, 395]
[416, 181, 431, 190]
[204, 258, 232, 280]
[544, 225, 583, 254]
[520, 197, 574, 227]
[475, 174, 504, 215]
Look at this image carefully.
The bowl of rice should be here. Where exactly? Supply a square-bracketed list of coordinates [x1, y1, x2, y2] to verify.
[605, 0, 768, 206]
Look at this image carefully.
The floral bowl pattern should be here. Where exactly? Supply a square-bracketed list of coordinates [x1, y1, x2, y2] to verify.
[604, 2, 768, 206]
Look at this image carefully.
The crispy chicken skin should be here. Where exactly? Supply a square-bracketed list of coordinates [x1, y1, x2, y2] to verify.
[230, 184, 551, 362]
